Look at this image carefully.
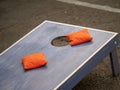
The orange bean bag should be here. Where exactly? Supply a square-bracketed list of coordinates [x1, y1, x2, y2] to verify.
[22, 52, 48, 70]
[67, 29, 93, 46]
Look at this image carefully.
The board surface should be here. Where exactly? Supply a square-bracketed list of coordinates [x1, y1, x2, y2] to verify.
[0, 21, 118, 90]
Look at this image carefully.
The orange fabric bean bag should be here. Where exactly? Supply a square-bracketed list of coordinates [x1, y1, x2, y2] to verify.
[67, 29, 93, 46]
[22, 52, 48, 70]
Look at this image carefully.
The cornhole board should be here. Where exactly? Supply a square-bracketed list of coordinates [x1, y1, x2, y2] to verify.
[0, 20, 119, 90]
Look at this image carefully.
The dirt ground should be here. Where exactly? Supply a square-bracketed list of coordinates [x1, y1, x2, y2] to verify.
[0, 0, 120, 90]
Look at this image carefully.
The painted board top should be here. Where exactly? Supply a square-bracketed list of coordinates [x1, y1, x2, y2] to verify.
[0, 20, 118, 90]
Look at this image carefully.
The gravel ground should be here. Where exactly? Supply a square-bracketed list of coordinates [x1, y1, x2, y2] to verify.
[0, 0, 120, 90]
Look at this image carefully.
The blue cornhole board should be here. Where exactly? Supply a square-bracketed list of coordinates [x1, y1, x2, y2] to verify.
[0, 20, 119, 90]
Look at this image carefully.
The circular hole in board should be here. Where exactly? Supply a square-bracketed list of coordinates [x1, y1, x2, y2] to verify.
[51, 36, 69, 47]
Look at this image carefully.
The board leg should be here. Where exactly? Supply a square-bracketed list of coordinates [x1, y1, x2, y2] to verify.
[109, 48, 120, 76]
